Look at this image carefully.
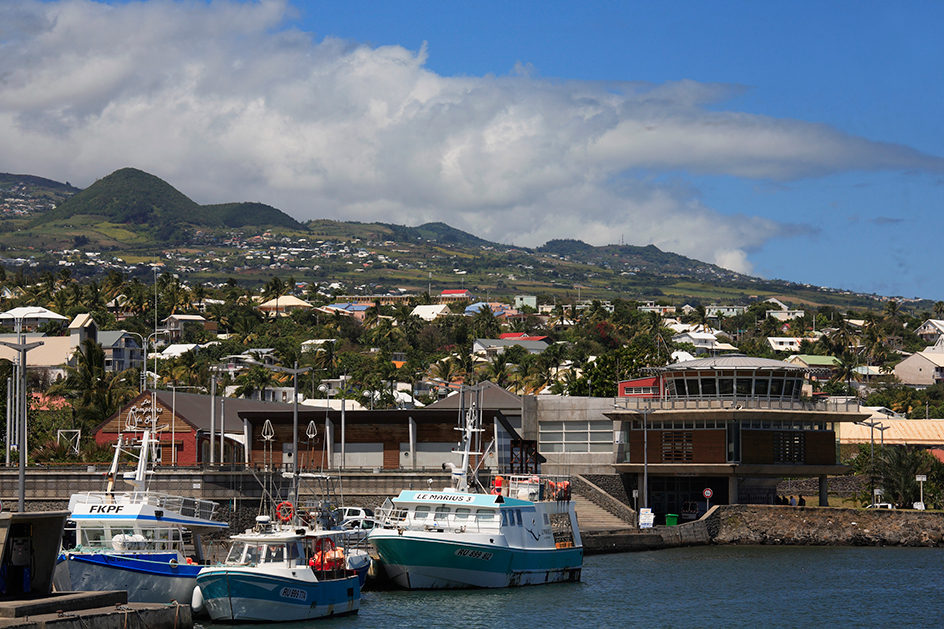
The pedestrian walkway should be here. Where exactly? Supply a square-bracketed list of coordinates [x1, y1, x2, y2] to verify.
[571, 494, 634, 531]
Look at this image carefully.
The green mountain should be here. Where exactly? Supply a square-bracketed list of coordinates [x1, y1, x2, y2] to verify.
[31, 168, 304, 236]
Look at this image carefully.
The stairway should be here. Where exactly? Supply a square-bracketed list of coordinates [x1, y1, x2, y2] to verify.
[571, 494, 634, 531]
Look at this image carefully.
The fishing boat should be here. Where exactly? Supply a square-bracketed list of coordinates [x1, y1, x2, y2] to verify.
[54, 428, 228, 604]
[194, 516, 360, 622]
[368, 397, 583, 589]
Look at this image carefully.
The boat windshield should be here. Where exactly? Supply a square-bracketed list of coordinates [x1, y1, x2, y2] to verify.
[226, 541, 303, 566]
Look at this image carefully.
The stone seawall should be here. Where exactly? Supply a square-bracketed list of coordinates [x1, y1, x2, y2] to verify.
[709, 505, 944, 547]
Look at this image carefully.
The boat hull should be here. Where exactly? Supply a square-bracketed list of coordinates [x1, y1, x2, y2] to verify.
[370, 533, 582, 589]
[196, 569, 360, 622]
[55, 552, 201, 604]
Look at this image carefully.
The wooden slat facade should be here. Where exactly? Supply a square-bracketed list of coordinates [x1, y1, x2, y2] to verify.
[628, 429, 727, 464]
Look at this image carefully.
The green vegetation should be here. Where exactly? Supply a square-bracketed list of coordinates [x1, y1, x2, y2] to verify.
[27, 167, 304, 245]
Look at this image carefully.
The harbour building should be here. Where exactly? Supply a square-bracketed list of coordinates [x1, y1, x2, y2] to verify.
[603, 355, 865, 520]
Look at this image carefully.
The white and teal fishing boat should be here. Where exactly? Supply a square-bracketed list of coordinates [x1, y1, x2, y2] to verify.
[368, 401, 583, 589]
[194, 517, 360, 622]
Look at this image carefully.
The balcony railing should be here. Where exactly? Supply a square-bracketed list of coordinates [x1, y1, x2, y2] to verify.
[613, 396, 860, 414]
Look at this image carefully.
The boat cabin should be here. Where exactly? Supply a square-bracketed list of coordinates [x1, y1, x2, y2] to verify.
[225, 538, 306, 569]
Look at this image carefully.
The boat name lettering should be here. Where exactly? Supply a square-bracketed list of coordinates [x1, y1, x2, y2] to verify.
[455, 549, 493, 561]
[88, 505, 125, 513]
[279, 587, 307, 601]
[415, 493, 474, 503]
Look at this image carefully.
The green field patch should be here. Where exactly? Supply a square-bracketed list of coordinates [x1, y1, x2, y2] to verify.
[90, 222, 146, 242]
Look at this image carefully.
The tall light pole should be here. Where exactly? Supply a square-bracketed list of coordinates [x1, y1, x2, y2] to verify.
[634, 405, 654, 518]
[318, 383, 331, 470]
[153, 267, 159, 337]
[271, 362, 309, 502]
[0, 314, 43, 513]
[856, 420, 882, 507]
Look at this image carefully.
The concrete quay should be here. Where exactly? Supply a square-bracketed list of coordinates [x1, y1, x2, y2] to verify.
[580, 504, 944, 553]
[0, 592, 191, 629]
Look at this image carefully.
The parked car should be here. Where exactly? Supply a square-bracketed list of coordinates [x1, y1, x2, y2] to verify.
[866, 502, 895, 509]
[335, 506, 375, 521]
[340, 516, 383, 541]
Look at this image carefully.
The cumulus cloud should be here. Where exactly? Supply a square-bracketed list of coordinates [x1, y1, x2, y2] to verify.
[2, 0, 943, 275]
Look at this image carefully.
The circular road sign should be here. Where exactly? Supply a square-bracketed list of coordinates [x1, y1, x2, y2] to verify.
[703, 488, 713, 499]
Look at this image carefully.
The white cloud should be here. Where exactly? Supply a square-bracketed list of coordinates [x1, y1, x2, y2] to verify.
[2, 0, 943, 275]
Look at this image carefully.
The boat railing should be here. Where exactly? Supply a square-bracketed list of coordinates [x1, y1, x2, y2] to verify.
[500, 474, 572, 502]
[70, 491, 221, 521]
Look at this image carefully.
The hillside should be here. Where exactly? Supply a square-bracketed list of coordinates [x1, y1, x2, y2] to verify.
[0, 167, 916, 312]
[30, 168, 305, 241]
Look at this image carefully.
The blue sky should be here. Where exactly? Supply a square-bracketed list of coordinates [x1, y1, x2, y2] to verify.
[4, 1, 944, 300]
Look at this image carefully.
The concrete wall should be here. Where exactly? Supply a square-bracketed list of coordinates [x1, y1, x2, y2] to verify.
[525, 396, 618, 475]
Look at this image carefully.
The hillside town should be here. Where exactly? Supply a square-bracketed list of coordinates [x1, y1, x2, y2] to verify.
[1, 273, 944, 518]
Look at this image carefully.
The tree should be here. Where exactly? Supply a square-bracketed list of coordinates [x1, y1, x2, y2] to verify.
[829, 350, 860, 396]
[875, 446, 937, 509]
[471, 305, 501, 339]
[234, 365, 286, 400]
[479, 354, 509, 388]
[47, 339, 138, 432]
[429, 357, 461, 384]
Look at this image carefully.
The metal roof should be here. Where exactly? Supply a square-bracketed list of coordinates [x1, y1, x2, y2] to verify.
[660, 354, 805, 371]
[838, 419, 944, 446]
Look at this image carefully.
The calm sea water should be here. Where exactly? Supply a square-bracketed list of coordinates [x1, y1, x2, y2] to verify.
[196, 546, 942, 629]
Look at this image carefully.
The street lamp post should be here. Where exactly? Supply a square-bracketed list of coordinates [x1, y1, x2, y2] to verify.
[270, 362, 309, 500]
[635, 405, 654, 522]
[318, 383, 331, 469]
[875, 424, 889, 447]
[0, 317, 43, 513]
[855, 420, 883, 507]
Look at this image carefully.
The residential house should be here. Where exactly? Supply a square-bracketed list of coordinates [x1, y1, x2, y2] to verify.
[99, 330, 144, 373]
[0, 313, 97, 381]
[767, 309, 806, 322]
[514, 295, 537, 310]
[322, 302, 369, 322]
[410, 304, 453, 321]
[465, 302, 517, 318]
[894, 339, 944, 388]
[638, 302, 676, 316]
[916, 319, 944, 344]
[671, 331, 737, 356]
[257, 295, 313, 317]
[162, 314, 208, 342]
[472, 338, 549, 357]
[0, 306, 70, 332]
[439, 289, 473, 303]
[767, 337, 803, 353]
[706, 305, 748, 318]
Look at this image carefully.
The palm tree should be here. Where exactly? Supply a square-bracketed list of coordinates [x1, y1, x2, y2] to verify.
[472, 305, 501, 339]
[234, 365, 286, 400]
[47, 339, 138, 430]
[480, 354, 509, 388]
[875, 446, 934, 508]
[934, 301, 944, 320]
[262, 276, 288, 318]
[429, 357, 461, 384]
[829, 350, 861, 395]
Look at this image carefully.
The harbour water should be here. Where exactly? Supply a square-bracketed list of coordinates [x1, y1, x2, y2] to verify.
[195, 545, 942, 628]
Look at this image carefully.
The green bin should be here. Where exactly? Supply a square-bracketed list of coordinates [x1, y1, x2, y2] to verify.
[665, 513, 679, 526]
